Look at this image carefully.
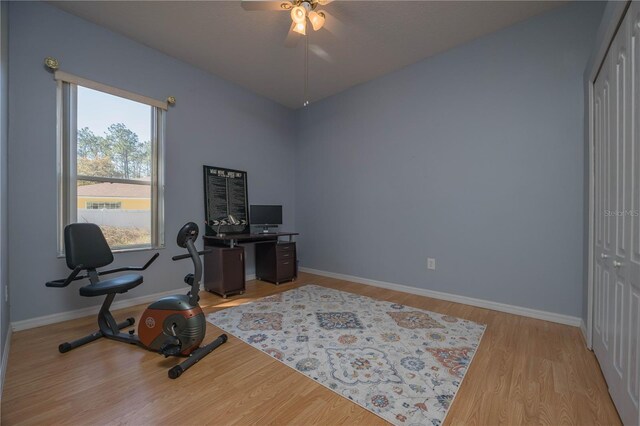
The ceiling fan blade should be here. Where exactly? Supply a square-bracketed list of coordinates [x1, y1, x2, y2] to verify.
[241, 0, 289, 11]
[284, 22, 301, 48]
[317, 0, 334, 5]
[320, 10, 346, 38]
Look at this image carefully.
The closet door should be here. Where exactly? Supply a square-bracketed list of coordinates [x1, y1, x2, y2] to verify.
[593, 3, 640, 425]
[628, 4, 640, 425]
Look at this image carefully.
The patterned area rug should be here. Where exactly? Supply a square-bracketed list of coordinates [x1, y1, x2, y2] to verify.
[207, 285, 485, 425]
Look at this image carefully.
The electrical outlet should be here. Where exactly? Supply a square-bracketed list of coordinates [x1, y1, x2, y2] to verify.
[427, 258, 436, 270]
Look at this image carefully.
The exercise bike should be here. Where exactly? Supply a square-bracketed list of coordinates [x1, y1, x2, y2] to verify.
[46, 222, 227, 379]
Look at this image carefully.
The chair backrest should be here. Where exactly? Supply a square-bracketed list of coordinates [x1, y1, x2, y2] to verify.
[64, 223, 114, 270]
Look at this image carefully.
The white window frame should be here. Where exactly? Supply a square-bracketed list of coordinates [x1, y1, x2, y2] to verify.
[56, 75, 165, 254]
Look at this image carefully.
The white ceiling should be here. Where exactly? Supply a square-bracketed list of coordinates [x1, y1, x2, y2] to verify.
[50, 1, 566, 109]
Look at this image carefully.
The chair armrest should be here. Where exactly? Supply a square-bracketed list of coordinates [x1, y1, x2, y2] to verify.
[46, 265, 84, 288]
[98, 253, 160, 276]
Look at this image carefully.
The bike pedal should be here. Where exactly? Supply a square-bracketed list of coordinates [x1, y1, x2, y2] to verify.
[159, 342, 182, 358]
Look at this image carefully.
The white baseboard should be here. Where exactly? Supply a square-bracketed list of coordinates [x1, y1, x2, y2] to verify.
[12, 273, 256, 332]
[1, 327, 12, 401]
[580, 319, 589, 346]
[299, 267, 582, 327]
[11, 287, 187, 332]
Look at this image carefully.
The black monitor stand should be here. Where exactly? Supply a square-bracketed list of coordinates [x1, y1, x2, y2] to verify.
[259, 225, 278, 234]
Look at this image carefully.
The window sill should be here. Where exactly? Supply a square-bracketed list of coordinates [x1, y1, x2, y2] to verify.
[57, 244, 164, 258]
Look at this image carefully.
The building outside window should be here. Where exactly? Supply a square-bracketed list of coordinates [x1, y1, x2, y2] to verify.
[85, 201, 123, 210]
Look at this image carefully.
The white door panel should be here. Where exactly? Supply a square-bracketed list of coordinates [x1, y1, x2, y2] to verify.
[631, 3, 640, 416]
[593, 3, 640, 425]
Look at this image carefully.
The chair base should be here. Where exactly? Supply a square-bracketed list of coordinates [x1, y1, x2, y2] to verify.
[56, 289, 229, 380]
[57, 292, 143, 353]
[58, 318, 137, 353]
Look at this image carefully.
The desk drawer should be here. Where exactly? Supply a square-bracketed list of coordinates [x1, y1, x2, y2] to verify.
[255, 241, 297, 284]
[277, 259, 296, 280]
[276, 243, 295, 252]
[276, 250, 294, 260]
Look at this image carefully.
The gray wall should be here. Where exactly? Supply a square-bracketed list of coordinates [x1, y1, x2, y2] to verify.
[1, 1, 9, 348]
[8, 2, 296, 322]
[7, 1, 605, 324]
[295, 1, 604, 318]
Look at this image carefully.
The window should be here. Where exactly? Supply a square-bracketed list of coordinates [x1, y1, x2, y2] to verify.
[57, 75, 165, 252]
[86, 202, 121, 210]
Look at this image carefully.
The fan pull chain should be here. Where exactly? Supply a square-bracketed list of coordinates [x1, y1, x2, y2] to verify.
[303, 35, 309, 107]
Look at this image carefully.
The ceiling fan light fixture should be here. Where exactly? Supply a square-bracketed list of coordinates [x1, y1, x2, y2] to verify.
[291, 5, 306, 24]
[308, 11, 325, 31]
[293, 20, 306, 35]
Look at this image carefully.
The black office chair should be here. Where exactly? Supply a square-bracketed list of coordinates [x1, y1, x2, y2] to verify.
[46, 223, 158, 353]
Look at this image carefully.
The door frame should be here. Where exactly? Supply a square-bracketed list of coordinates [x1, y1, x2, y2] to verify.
[585, 1, 631, 350]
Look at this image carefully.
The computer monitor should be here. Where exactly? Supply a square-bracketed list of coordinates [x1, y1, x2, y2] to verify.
[250, 205, 282, 233]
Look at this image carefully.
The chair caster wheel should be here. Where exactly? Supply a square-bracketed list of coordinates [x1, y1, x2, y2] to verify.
[129, 329, 135, 335]
[168, 366, 183, 379]
[59, 342, 72, 353]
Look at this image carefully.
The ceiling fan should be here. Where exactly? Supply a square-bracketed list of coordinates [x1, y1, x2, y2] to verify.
[241, 0, 336, 107]
[241, 0, 334, 42]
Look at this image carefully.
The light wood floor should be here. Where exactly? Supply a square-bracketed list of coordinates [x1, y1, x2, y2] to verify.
[1, 272, 621, 425]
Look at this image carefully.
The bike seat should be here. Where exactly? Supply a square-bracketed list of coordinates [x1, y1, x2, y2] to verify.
[79, 274, 143, 297]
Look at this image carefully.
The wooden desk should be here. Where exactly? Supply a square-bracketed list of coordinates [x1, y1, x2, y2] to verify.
[202, 232, 299, 297]
[203, 232, 298, 248]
